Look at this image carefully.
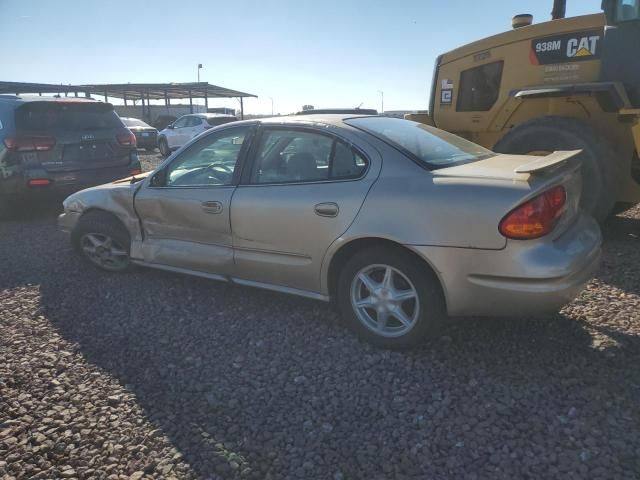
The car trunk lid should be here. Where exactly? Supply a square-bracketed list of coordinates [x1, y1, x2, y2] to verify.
[432, 150, 584, 240]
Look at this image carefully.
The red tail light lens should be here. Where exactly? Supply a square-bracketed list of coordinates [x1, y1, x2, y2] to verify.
[499, 185, 567, 239]
[129, 168, 142, 176]
[117, 131, 137, 147]
[28, 179, 52, 187]
[4, 136, 56, 152]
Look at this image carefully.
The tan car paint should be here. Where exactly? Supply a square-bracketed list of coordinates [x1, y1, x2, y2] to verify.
[60, 116, 601, 316]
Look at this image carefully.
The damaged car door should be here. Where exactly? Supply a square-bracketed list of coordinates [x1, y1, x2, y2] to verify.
[133, 125, 254, 275]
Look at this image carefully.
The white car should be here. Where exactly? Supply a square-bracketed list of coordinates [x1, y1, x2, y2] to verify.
[157, 113, 237, 156]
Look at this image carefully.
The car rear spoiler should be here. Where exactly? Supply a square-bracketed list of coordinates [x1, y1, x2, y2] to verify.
[514, 150, 582, 174]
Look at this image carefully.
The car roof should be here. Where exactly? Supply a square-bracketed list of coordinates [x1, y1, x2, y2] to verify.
[225, 114, 379, 129]
[263, 113, 375, 125]
[189, 113, 237, 118]
[0, 94, 103, 105]
[295, 108, 378, 116]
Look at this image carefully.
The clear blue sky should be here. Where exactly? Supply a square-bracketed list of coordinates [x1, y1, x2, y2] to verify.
[1, 0, 601, 114]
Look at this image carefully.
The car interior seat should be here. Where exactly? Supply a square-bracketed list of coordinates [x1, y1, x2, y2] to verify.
[286, 152, 324, 181]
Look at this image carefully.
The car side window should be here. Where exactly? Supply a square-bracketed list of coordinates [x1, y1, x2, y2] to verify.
[161, 126, 250, 187]
[252, 129, 368, 184]
[189, 117, 202, 127]
[173, 117, 188, 129]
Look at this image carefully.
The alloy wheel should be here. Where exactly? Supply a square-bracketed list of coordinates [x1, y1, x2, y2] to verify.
[80, 233, 129, 271]
[350, 264, 420, 338]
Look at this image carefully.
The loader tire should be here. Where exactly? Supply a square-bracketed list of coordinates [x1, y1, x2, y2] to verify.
[493, 116, 618, 223]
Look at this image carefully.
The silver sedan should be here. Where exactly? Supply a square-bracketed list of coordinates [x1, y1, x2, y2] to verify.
[58, 115, 602, 349]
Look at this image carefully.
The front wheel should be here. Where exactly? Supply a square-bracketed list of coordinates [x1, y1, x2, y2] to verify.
[337, 247, 446, 350]
[71, 211, 131, 272]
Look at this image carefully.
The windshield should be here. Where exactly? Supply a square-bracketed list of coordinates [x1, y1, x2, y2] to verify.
[15, 102, 122, 132]
[346, 116, 494, 169]
[121, 118, 150, 128]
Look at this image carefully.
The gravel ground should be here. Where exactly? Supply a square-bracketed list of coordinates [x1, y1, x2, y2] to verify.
[1, 159, 639, 479]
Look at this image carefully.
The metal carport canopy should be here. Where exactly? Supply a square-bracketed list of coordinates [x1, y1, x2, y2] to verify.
[79, 82, 256, 101]
[80, 82, 257, 119]
[0, 81, 257, 119]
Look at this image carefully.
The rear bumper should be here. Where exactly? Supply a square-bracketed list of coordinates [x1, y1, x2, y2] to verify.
[408, 212, 602, 317]
[134, 135, 157, 148]
[1, 161, 141, 203]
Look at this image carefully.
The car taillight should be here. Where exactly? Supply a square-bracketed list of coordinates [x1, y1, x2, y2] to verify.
[28, 179, 52, 187]
[499, 185, 567, 240]
[129, 168, 142, 176]
[117, 131, 137, 147]
[4, 136, 56, 152]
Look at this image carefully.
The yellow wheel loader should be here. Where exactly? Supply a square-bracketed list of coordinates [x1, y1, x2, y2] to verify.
[407, 0, 640, 221]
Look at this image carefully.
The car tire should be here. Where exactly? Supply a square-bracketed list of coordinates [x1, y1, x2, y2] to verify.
[158, 138, 170, 157]
[71, 210, 132, 272]
[337, 246, 446, 350]
[493, 116, 619, 223]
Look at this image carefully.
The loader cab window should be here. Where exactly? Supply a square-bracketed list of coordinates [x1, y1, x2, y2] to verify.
[614, 0, 640, 22]
[456, 61, 504, 112]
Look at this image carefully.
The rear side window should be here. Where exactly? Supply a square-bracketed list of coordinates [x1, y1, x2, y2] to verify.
[346, 116, 494, 169]
[456, 61, 504, 112]
[252, 129, 368, 184]
[15, 102, 122, 132]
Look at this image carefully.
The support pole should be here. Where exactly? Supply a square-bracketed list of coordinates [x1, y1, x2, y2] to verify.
[240, 97, 244, 120]
[104, 91, 108, 103]
[123, 92, 127, 107]
[147, 90, 152, 122]
[189, 90, 193, 113]
[204, 88, 208, 111]
[141, 93, 146, 121]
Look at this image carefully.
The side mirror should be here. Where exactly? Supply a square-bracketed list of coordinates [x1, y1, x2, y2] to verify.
[167, 124, 174, 129]
[150, 170, 166, 187]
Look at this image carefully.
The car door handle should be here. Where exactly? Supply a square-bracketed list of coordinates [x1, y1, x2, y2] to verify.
[202, 201, 223, 214]
[314, 202, 339, 217]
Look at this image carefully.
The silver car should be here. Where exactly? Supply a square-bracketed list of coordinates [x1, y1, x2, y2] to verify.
[58, 115, 602, 349]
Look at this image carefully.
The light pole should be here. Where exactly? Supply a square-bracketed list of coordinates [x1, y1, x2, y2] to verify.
[269, 97, 274, 115]
[197, 63, 203, 82]
[377, 90, 384, 114]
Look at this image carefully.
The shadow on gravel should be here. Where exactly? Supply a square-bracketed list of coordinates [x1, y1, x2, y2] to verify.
[596, 213, 640, 296]
[1, 210, 639, 479]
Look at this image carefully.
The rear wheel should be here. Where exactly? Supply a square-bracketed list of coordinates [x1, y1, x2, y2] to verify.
[337, 247, 446, 350]
[493, 116, 618, 223]
[158, 138, 170, 157]
[72, 211, 131, 272]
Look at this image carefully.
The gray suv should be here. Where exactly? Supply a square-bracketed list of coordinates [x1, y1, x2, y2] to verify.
[0, 95, 141, 217]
